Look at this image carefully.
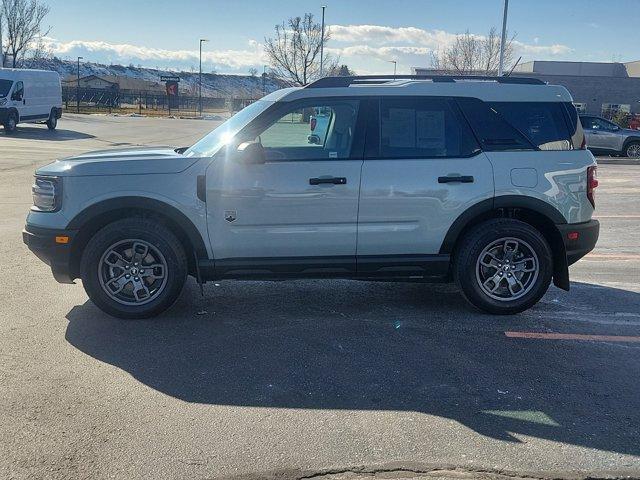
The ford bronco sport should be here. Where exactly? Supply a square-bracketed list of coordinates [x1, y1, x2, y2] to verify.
[23, 75, 600, 319]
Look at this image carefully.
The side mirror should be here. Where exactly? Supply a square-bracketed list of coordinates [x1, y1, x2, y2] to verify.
[235, 141, 265, 164]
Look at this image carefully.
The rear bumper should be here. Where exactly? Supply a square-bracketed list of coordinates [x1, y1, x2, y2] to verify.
[557, 219, 600, 265]
[22, 224, 77, 283]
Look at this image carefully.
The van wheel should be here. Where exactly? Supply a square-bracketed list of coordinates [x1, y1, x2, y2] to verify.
[80, 218, 188, 319]
[454, 219, 552, 315]
[625, 141, 640, 158]
[4, 111, 18, 133]
[46, 110, 58, 130]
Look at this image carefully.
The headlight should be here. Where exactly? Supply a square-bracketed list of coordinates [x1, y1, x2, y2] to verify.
[32, 176, 62, 212]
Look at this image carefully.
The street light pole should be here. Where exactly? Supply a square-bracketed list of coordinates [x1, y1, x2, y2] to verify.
[199, 39, 209, 116]
[319, 5, 326, 76]
[76, 56, 83, 113]
[388, 60, 397, 79]
[498, 0, 509, 76]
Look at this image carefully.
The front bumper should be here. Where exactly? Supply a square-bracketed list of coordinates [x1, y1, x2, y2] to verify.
[557, 219, 600, 265]
[23, 224, 77, 283]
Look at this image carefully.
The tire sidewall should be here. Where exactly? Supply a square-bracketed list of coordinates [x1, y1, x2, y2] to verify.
[456, 220, 553, 314]
[80, 220, 187, 319]
[47, 112, 57, 130]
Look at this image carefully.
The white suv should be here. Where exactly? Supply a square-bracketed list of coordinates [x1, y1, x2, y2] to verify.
[23, 75, 600, 319]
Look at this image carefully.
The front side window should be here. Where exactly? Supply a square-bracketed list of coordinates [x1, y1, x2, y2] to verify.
[582, 116, 618, 131]
[256, 100, 359, 161]
[379, 97, 479, 158]
[490, 102, 572, 151]
[12, 81, 24, 101]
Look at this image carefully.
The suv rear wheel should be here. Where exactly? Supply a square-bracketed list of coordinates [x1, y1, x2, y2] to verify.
[454, 219, 553, 315]
[80, 218, 187, 319]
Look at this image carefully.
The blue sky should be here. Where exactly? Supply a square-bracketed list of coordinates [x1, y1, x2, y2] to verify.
[43, 0, 640, 74]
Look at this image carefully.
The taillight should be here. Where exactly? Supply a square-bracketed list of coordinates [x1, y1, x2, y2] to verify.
[310, 117, 317, 131]
[587, 165, 598, 208]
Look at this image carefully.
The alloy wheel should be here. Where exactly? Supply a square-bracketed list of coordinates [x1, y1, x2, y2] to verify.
[98, 239, 168, 306]
[475, 237, 539, 301]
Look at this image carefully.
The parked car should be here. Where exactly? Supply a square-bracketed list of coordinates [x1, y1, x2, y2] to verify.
[580, 114, 640, 157]
[23, 75, 599, 319]
[307, 106, 332, 144]
[0, 69, 62, 133]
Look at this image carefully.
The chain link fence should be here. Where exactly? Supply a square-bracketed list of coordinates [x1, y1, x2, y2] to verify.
[62, 87, 258, 117]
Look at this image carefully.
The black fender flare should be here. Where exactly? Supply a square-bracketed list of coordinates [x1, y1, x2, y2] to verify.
[66, 196, 208, 258]
[439, 195, 570, 290]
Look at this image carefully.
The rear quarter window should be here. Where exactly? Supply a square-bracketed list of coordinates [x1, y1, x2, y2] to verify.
[490, 102, 574, 151]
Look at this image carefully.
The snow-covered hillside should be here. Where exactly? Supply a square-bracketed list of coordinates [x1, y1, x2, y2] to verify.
[21, 58, 287, 98]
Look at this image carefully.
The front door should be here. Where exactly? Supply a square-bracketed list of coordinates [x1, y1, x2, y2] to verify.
[206, 98, 364, 275]
[357, 96, 494, 275]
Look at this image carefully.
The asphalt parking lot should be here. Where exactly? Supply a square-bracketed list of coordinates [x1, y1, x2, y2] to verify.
[1, 114, 640, 480]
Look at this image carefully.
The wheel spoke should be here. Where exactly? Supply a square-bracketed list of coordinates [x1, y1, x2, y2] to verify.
[104, 250, 127, 268]
[139, 263, 165, 279]
[483, 274, 504, 293]
[505, 275, 524, 295]
[105, 274, 129, 295]
[131, 242, 149, 263]
[132, 279, 151, 302]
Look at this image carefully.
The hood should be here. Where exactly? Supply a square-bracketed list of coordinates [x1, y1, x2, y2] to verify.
[35, 147, 200, 177]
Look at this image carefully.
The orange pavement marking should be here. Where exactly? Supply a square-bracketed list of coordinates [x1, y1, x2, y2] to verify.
[505, 332, 640, 342]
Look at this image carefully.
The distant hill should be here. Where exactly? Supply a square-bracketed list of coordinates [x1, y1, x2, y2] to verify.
[21, 57, 288, 98]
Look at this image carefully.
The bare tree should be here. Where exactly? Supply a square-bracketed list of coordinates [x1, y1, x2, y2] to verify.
[326, 64, 355, 77]
[1, 0, 50, 68]
[248, 67, 258, 77]
[264, 13, 331, 86]
[431, 27, 515, 76]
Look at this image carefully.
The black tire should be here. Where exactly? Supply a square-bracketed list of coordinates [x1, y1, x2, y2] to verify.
[624, 141, 640, 159]
[80, 217, 187, 319]
[4, 111, 18, 133]
[46, 110, 58, 130]
[454, 219, 553, 315]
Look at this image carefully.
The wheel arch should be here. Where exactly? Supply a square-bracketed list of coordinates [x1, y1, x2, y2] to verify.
[66, 196, 208, 278]
[622, 136, 640, 152]
[440, 196, 570, 291]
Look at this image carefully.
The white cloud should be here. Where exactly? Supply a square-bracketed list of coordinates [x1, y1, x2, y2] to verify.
[39, 23, 573, 76]
[41, 37, 266, 72]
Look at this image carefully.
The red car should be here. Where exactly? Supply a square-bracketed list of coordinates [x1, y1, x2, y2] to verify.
[630, 115, 640, 131]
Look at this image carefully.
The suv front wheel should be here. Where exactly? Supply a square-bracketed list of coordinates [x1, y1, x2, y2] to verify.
[454, 219, 553, 315]
[80, 218, 188, 319]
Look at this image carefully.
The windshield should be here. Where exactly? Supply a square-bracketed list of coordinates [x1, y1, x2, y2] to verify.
[0, 79, 13, 97]
[184, 100, 273, 157]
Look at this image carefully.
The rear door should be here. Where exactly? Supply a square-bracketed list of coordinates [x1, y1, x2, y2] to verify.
[356, 96, 494, 275]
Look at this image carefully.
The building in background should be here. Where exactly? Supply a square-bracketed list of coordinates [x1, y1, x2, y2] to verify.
[413, 60, 640, 119]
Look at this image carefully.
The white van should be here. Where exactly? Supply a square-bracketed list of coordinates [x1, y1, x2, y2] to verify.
[0, 69, 62, 133]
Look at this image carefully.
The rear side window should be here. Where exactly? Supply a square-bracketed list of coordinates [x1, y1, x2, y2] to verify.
[456, 97, 533, 151]
[490, 102, 573, 151]
[379, 97, 479, 158]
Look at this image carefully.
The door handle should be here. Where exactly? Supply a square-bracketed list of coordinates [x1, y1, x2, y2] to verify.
[309, 176, 347, 185]
[22, 99, 25, 105]
[438, 175, 474, 184]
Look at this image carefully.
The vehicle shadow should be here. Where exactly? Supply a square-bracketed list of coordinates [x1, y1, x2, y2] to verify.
[65, 280, 640, 456]
[1, 126, 95, 140]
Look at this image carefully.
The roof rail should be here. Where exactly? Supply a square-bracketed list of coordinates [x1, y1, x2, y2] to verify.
[306, 75, 546, 88]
